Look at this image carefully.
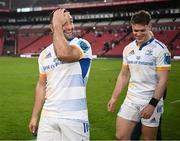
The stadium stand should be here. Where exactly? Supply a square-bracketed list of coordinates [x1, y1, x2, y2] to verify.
[0, 28, 4, 55]
[0, 0, 179, 58]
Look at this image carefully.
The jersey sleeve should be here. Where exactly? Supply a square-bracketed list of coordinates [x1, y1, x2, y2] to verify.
[156, 47, 171, 71]
[122, 46, 129, 66]
[38, 54, 46, 78]
[70, 37, 92, 59]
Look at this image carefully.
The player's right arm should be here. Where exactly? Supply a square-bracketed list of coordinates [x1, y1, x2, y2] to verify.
[51, 9, 83, 62]
[29, 74, 46, 134]
[107, 64, 130, 112]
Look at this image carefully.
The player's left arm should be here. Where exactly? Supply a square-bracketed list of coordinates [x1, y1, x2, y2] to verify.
[140, 70, 169, 119]
[153, 70, 169, 100]
[141, 46, 171, 119]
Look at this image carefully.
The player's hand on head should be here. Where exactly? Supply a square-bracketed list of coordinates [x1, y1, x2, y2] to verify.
[52, 8, 69, 27]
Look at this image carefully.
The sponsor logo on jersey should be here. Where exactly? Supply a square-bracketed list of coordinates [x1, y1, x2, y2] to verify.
[43, 59, 64, 71]
[127, 60, 154, 66]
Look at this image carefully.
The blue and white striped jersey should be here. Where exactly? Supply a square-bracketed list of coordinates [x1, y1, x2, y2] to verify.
[38, 37, 92, 121]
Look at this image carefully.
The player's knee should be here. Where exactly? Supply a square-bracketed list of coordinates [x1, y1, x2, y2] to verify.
[116, 133, 128, 140]
[143, 135, 156, 140]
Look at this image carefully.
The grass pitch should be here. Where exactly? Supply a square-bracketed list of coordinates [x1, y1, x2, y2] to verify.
[0, 57, 180, 140]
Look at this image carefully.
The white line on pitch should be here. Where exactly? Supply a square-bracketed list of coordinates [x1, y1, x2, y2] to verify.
[171, 99, 180, 104]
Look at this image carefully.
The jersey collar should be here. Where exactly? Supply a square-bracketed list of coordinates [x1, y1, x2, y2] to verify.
[135, 38, 154, 50]
[67, 36, 75, 42]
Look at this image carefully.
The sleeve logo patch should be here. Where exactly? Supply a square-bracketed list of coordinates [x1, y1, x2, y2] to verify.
[78, 40, 89, 53]
[164, 53, 171, 64]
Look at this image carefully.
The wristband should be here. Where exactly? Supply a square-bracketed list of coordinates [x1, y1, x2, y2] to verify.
[149, 97, 159, 107]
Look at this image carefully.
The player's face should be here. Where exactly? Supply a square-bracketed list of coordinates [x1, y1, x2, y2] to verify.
[62, 12, 74, 40]
[132, 24, 151, 44]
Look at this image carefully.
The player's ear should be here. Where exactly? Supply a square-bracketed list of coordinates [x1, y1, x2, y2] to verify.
[149, 31, 154, 37]
[49, 24, 53, 32]
[148, 23, 152, 31]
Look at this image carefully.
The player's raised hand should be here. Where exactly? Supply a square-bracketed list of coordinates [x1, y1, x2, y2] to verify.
[107, 97, 117, 112]
[52, 8, 69, 27]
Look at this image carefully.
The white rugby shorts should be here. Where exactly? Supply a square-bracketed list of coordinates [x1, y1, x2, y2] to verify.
[117, 97, 163, 127]
[37, 116, 90, 141]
